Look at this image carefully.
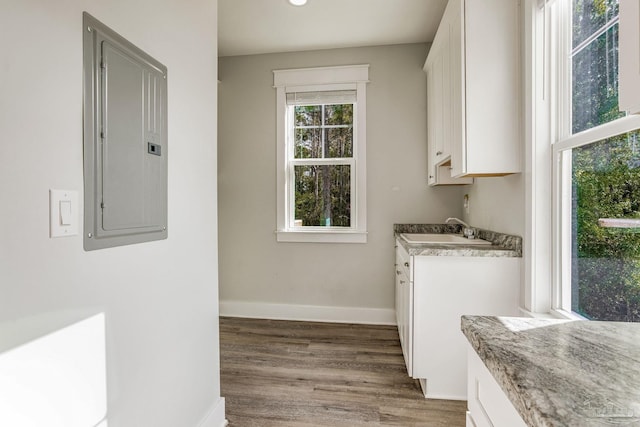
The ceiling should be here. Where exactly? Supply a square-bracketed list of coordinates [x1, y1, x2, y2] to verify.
[218, 0, 448, 57]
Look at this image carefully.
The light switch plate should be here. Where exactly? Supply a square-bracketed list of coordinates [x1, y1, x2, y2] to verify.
[50, 189, 79, 238]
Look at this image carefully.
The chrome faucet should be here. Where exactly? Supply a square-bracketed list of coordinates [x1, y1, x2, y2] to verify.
[446, 217, 475, 239]
[446, 217, 470, 228]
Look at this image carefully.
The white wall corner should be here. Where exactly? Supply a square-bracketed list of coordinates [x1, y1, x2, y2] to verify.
[197, 397, 226, 427]
[219, 301, 396, 325]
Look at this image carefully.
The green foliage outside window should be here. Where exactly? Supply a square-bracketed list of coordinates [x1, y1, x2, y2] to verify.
[572, 132, 640, 321]
[293, 104, 353, 227]
[294, 165, 351, 227]
[571, 0, 640, 321]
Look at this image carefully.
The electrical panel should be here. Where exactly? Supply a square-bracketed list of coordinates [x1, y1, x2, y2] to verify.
[83, 12, 168, 250]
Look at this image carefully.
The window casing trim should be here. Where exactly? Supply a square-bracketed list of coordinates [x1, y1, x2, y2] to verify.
[526, 0, 638, 319]
[274, 65, 369, 243]
[524, 0, 555, 315]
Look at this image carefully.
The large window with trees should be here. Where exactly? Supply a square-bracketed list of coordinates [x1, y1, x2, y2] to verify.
[552, 0, 640, 321]
[288, 93, 354, 228]
[273, 65, 369, 243]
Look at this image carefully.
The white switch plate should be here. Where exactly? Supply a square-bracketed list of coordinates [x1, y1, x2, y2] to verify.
[50, 189, 79, 238]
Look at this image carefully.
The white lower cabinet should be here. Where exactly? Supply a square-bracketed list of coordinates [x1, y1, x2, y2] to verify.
[466, 345, 527, 427]
[395, 243, 413, 374]
[395, 240, 520, 400]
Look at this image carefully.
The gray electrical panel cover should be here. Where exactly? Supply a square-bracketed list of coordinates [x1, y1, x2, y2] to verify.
[83, 12, 168, 250]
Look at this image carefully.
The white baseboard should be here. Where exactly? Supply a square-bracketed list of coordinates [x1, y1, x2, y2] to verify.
[219, 300, 396, 325]
[419, 379, 466, 400]
[197, 397, 226, 427]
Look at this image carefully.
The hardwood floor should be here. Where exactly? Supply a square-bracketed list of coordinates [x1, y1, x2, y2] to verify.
[220, 317, 467, 426]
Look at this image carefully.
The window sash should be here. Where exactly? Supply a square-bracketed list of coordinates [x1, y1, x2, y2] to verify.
[551, 0, 640, 316]
[286, 101, 356, 230]
[287, 159, 356, 230]
[553, 116, 640, 314]
[289, 103, 355, 160]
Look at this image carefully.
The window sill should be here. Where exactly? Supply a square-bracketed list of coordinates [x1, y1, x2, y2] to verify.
[518, 308, 558, 319]
[549, 309, 588, 321]
[519, 307, 588, 321]
[276, 230, 367, 243]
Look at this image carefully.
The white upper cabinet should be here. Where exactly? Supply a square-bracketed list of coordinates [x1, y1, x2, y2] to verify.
[620, 0, 640, 114]
[425, 4, 473, 186]
[425, 0, 521, 182]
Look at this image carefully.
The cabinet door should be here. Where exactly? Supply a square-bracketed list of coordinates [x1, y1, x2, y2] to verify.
[467, 346, 527, 427]
[425, 0, 473, 186]
[426, 62, 438, 186]
[440, 18, 452, 162]
[431, 38, 451, 164]
[431, 52, 445, 165]
[394, 260, 404, 333]
[449, 0, 465, 178]
[395, 268, 412, 376]
[394, 242, 413, 376]
[620, 0, 640, 114]
[462, 0, 520, 176]
[412, 256, 520, 399]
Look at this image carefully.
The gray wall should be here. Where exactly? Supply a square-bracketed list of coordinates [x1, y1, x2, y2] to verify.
[0, 1, 223, 425]
[218, 44, 464, 319]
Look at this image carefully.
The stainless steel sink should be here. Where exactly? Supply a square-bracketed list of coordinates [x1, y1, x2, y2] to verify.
[400, 233, 491, 245]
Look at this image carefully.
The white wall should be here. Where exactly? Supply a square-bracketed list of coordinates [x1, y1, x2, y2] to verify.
[461, 4, 527, 293]
[463, 174, 525, 236]
[218, 44, 463, 322]
[0, 1, 223, 426]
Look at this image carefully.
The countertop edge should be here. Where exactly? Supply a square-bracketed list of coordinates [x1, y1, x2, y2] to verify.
[394, 224, 522, 257]
[461, 315, 640, 427]
[461, 315, 563, 427]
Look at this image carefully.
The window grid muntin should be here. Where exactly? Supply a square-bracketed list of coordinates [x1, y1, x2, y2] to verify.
[571, 15, 619, 57]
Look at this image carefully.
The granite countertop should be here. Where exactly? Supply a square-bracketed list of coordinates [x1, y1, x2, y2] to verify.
[394, 223, 522, 257]
[461, 315, 640, 427]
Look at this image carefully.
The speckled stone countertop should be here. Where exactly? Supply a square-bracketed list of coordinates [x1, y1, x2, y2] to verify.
[461, 315, 640, 427]
[394, 224, 522, 257]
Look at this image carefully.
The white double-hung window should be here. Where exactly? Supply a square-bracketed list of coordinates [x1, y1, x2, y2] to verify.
[535, 0, 640, 321]
[273, 65, 369, 243]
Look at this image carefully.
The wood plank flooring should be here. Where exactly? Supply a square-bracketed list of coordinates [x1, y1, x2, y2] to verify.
[220, 317, 466, 426]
